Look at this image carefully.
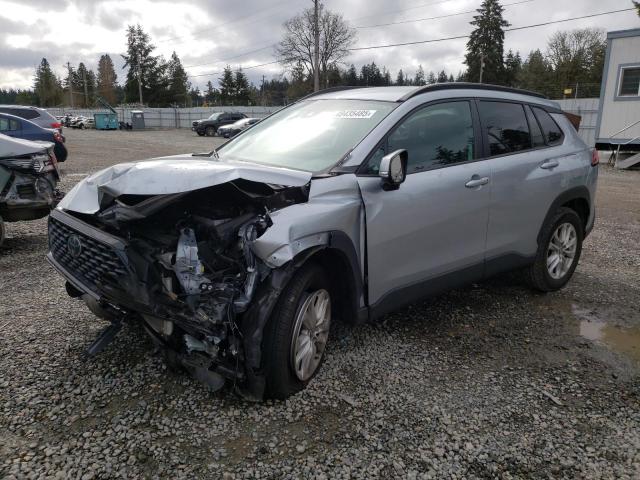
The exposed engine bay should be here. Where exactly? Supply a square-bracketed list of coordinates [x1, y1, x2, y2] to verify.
[49, 176, 310, 396]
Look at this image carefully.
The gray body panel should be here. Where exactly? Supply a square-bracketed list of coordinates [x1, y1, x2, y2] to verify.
[485, 113, 596, 260]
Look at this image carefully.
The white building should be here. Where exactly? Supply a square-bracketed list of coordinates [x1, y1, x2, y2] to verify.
[596, 28, 640, 157]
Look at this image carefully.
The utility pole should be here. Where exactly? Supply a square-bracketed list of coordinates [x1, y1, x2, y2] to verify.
[66, 62, 74, 108]
[261, 74, 266, 106]
[82, 67, 89, 107]
[478, 53, 485, 83]
[136, 50, 143, 105]
[313, 0, 320, 92]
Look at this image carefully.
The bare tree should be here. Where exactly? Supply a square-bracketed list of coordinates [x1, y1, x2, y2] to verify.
[276, 3, 356, 87]
[545, 28, 606, 97]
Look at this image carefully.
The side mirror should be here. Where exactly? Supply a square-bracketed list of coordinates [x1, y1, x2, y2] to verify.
[379, 149, 407, 190]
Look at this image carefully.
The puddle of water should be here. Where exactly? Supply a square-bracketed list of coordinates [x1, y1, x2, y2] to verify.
[573, 305, 640, 363]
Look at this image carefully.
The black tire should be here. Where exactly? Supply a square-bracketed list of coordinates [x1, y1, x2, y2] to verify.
[205, 126, 216, 137]
[0, 215, 5, 248]
[197, 131, 205, 137]
[526, 207, 583, 292]
[262, 262, 331, 399]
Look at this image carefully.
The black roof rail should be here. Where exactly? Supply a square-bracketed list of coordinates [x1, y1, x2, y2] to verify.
[399, 82, 548, 101]
[297, 85, 366, 102]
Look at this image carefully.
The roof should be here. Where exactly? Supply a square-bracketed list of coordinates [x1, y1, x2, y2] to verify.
[607, 28, 640, 40]
[306, 83, 548, 103]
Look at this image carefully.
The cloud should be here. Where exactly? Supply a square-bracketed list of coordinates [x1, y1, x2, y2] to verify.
[1, 0, 639, 90]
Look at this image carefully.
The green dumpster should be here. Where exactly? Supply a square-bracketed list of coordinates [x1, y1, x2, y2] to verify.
[94, 112, 118, 130]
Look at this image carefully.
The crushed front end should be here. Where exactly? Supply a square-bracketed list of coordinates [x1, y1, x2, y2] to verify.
[47, 173, 310, 396]
[0, 149, 61, 223]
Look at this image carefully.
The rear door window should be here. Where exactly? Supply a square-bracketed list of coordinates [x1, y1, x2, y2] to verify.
[479, 101, 531, 156]
[532, 107, 564, 145]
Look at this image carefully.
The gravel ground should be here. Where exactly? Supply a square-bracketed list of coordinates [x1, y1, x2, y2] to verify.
[1, 129, 639, 479]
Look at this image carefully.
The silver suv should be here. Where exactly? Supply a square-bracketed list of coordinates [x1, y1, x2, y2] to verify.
[48, 84, 598, 399]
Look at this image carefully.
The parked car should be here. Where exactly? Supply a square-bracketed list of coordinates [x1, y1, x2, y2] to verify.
[192, 112, 247, 136]
[0, 105, 62, 132]
[47, 84, 598, 400]
[217, 117, 260, 138]
[70, 116, 94, 129]
[0, 113, 68, 162]
[0, 134, 61, 247]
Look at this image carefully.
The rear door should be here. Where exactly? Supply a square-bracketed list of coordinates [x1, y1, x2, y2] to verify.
[357, 99, 491, 311]
[0, 115, 22, 138]
[480, 100, 568, 267]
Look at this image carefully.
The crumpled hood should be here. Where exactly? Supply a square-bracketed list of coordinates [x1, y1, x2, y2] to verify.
[58, 154, 312, 214]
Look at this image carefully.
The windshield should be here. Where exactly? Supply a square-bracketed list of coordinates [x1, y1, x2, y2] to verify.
[218, 99, 396, 172]
[232, 118, 249, 127]
[208, 113, 222, 120]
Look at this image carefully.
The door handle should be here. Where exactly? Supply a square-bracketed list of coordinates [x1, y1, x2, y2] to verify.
[540, 159, 559, 169]
[465, 176, 489, 188]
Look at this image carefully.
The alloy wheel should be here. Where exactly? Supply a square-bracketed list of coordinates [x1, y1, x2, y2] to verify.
[547, 222, 577, 279]
[290, 289, 331, 381]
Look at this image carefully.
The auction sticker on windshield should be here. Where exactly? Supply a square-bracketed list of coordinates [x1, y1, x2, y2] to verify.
[335, 110, 377, 119]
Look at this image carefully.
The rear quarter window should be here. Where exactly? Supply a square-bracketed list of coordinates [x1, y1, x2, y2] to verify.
[532, 107, 564, 145]
[13, 108, 40, 120]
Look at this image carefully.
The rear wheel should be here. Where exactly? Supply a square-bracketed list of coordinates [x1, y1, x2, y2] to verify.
[526, 207, 583, 292]
[263, 263, 331, 399]
[205, 126, 216, 137]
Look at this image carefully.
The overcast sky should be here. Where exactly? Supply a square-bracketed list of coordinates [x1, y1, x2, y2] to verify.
[0, 0, 638, 91]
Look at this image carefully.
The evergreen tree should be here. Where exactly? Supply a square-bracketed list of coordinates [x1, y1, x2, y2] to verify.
[122, 24, 166, 105]
[518, 49, 553, 97]
[635, 1, 640, 15]
[97, 54, 118, 105]
[455, 71, 466, 82]
[427, 71, 437, 84]
[189, 87, 202, 107]
[437, 70, 448, 83]
[503, 50, 522, 87]
[464, 0, 510, 84]
[414, 65, 426, 86]
[287, 61, 311, 100]
[204, 81, 218, 105]
[166, 51, 190, 106]
[344, 64, 358, 85]
[382, 67, 392, 86]
[396, 69, 406, 86]
[234, 69, 250, 105]
[33, 58, 62, 107]
[218, 66, 235, 104]
[448, 74, 455, 82]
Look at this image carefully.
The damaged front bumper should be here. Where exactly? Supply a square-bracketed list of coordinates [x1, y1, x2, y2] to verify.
[47, 175, 312, 398]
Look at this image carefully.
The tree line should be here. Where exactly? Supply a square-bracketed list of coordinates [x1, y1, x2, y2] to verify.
[1, 0, 615, 108]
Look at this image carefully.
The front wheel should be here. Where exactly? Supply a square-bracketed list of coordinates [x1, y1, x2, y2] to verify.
[205, 126, 216, 137]
[263, 263, 331, 399]
[526, 207, 583, 292]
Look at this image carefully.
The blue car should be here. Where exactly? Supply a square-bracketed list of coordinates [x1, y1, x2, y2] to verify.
[0, 112, 67, 162]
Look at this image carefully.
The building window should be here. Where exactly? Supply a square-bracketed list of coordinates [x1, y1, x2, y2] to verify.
[619, 66, 640, 97]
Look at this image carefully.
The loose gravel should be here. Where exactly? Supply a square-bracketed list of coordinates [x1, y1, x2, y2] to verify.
[1, 129, 639, 479]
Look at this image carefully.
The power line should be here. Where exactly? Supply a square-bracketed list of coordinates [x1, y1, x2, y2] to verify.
[356, 0, 534, 29]
[184, 44, 276, 70]
[348, 7, 636, 51]
[156, 0, 295, 45]
[188, 60, 280, 79]
[352, 0, 459, 23]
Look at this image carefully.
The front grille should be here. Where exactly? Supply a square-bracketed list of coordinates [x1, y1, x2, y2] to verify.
[48, 217, 128, 292]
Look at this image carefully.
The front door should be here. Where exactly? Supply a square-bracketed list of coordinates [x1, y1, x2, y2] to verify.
[356, 100, 491, 312]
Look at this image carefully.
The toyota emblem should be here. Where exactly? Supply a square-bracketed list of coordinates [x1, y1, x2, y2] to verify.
[67, 235, 82, 258]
